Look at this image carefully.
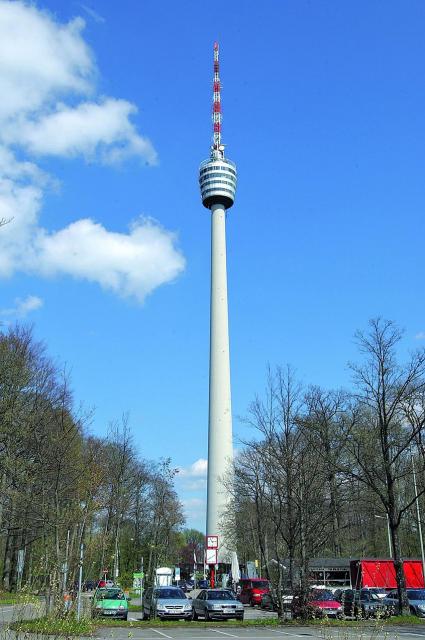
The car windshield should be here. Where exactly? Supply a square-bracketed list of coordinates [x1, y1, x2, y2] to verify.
[312, 591, 334, 601]
[408, 590, 425, 600]
[155, 589, 185, 599]
[362, 592, 380, 601]
[207, 590, 235, 600]
[98, 589, 125, 600]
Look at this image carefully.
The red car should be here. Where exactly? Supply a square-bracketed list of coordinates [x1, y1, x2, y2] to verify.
[238, 578, 270, 606]
[292, 590, 344, 619]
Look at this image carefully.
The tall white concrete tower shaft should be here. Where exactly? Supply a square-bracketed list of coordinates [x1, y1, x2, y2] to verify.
[199, 42, 237, 561]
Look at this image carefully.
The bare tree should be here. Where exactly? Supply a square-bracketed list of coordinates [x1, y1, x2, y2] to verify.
[343, 318, 425, 614]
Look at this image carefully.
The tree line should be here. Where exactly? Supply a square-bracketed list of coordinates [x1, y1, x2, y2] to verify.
[0, 324, 187, 608]
[226, 318, 425, 616]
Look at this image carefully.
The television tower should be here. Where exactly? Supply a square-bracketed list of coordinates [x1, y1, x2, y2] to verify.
[199, 42, 237, 565]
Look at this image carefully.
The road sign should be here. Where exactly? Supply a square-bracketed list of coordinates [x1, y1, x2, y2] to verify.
[206, 535, 218, 549]
[133, 571, 144, 579]
[206, 548, 217, 565]
[175, 567, 181, 580]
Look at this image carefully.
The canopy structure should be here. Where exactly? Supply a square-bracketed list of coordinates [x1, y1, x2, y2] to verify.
[351, 560, 425, 589]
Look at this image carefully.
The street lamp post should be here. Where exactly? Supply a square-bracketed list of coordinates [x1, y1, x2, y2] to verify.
[76, 544, 84, 621]
[375, 514, 392, 558]
[411, 454, 425, 588]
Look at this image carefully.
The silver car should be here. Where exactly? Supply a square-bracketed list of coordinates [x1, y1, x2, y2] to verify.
[383, 589, 425, 617]
[192, 589, 244, 621]
[142, 586, 192, 620]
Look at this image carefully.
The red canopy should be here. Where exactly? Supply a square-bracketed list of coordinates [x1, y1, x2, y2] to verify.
[352, 559, 425, 589]
[360, 560, 397, 588]
[404, 561, 424, 588]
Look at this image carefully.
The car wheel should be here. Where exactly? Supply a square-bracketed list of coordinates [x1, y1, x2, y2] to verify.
[192, 609, 198, 620]
[142, 611, 150, 620]
[250, 599, 256, 607]
[123, 613, 128, 621]
[237, 613, 244, 621]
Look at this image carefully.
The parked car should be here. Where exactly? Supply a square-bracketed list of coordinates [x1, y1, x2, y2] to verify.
[192, 589, 244, 621]
[91, 587, 129, 620]
[383, 589, 425, 617]
[197, 579, 209, 589]
[260, 590, 293, 612]
[292, 590, 344, 619]
[143, 586, 192, 620]
[238, 578, 270, 606]
[362, 587, 388, 599]
[175, 580, 190, 592]
[83, 580, 96, 591]
[341, 589, 392, 619]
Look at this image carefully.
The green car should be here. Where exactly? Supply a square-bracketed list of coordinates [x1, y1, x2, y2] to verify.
[92, 587, 129, 620]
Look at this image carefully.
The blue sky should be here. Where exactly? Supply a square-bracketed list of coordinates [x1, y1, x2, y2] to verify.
[1, 0, 425, 530]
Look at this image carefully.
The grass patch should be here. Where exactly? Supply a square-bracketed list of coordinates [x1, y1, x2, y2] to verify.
[128, 604, 142, 611]
[0, 592, 38, 605]
[10, 615, 95, 636]
[96, 617, 281, 628]
[384, 615, 425, 625]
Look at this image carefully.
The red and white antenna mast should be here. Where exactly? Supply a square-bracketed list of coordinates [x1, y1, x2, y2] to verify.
[212, 42, 222, 156]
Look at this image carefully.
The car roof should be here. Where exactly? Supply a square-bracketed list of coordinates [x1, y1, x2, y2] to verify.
[156, 586, 181, 589]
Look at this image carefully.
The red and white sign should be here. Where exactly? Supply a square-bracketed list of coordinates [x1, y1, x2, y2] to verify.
[206, 548, 218, 565]
[206, 535, 218, 549]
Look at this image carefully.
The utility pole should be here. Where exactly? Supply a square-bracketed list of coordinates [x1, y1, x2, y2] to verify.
[76, 543, 84, 621]
[63, 529, 70, 593]
[411, 454, 425, 587]
[113, 532, 119, 581]
[140, 557, 144, 603]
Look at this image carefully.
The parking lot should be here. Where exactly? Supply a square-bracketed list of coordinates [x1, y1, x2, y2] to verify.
[93, 624, 425, 640]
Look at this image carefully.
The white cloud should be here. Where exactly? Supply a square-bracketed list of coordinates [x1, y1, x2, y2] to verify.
[1, 295, 43, 318]
[32, 217, 184, 301]
[0, 2, 93, 121]
[0, 1, 183, 302]
[415, 332, 425, 340]
[179, 458, 208, 478]
[182, 478, 207, 491]
[181, 497, 206, 524]
[5, 99, 158, 165]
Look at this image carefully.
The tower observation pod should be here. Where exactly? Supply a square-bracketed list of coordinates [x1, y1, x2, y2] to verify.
[199, 42, 237, 569]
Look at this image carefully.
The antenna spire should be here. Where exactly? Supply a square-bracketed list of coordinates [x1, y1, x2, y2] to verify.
[212, 42, 222, 157]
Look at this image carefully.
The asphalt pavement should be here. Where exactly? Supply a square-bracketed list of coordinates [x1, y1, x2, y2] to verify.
[3, 600, 425, 640]
[93, 624, 425, 640]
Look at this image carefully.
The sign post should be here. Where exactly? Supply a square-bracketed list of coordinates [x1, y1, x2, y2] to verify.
[206, 535, 218, 589]
[133, 567, 144, 604]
